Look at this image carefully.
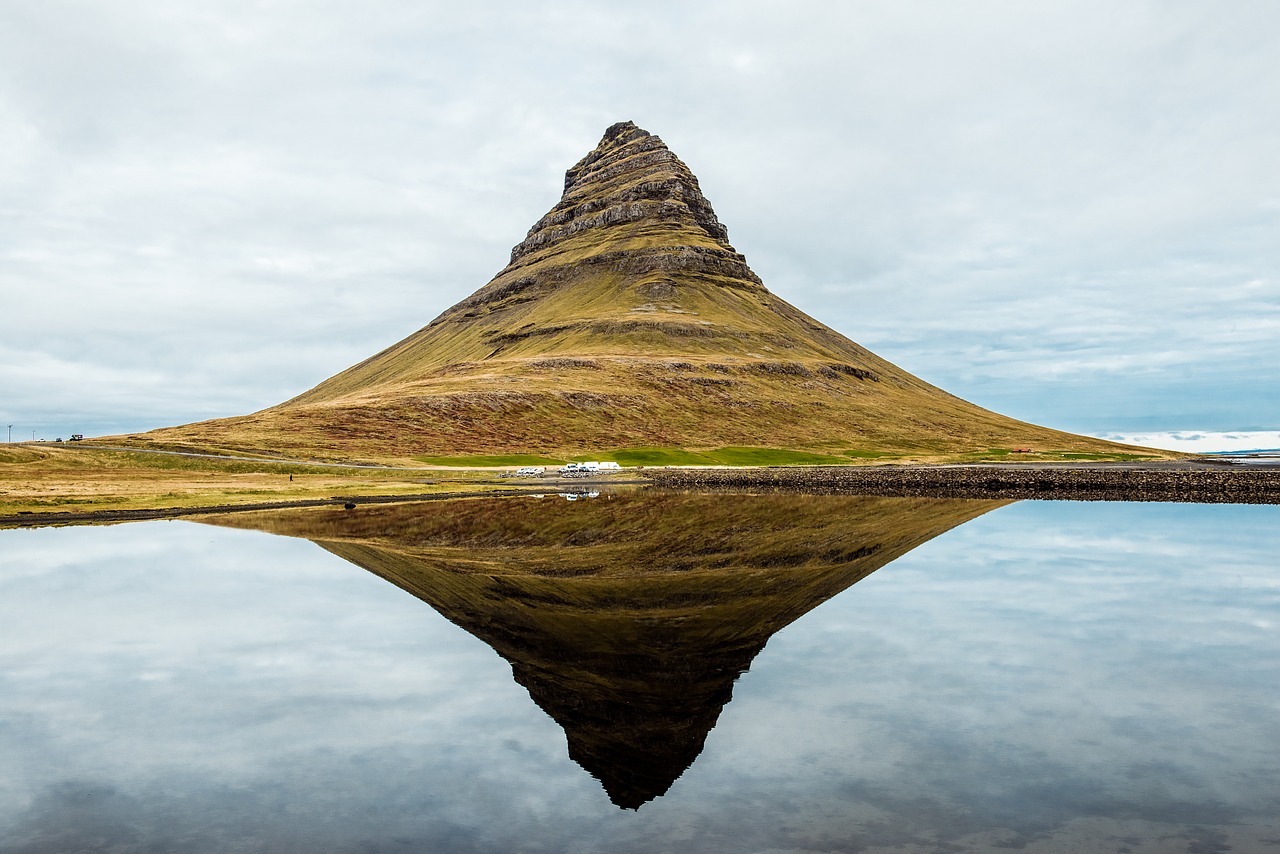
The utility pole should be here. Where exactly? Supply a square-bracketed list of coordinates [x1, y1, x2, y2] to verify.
[6, 425, 10, 443]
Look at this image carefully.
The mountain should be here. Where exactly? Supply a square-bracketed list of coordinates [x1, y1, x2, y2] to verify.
[124, 121, 1157, 462]
[201, 491, 1008, 808]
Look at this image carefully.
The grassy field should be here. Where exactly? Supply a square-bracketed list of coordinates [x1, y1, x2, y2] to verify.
[413, 453, 566, 467]
[0, 436, 1176, 522]
[0, 444, 513, 520]
[566, 447, 857, 466]
[402, 444, 1167, 469]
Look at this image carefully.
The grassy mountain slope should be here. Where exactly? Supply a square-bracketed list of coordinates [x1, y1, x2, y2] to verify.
[118, 122, 1165, 463]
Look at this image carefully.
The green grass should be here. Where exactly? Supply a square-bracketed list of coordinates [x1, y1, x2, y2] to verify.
[578, 447, 718, 466]
[573, 446, 864, 467]
[1055, 452, 1158, 461]
[13, 496, 128, 508]
[412, 453, 565, 467]
[704, 447, 851, 466]
[89, 449, 397, 477]
[0, 448, 45, 465]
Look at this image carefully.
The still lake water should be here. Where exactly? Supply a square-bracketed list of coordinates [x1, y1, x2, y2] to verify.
[1, 494, 1277, 853]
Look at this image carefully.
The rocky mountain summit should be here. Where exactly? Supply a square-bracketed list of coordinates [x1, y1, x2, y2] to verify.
[124, 122, 1154, 461]
[510, 120, 735, 261]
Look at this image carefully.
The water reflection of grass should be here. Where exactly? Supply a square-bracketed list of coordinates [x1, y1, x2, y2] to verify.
[207, 493, 1007, 581]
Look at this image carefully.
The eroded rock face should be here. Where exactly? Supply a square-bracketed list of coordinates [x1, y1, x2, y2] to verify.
[509, 121, 735, 263]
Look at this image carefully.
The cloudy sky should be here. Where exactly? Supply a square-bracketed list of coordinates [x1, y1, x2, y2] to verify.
[2, 1, 1277, 448]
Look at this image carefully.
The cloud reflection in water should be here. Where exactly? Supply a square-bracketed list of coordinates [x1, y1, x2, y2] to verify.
[0, 497, 1277, 852]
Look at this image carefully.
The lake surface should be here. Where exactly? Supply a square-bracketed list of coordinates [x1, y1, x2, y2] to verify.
[1, 494, 1277, 853]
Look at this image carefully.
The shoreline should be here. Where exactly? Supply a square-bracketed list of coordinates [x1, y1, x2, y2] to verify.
[647, 460, 1280, 504]
[3, 462, 1277, 529]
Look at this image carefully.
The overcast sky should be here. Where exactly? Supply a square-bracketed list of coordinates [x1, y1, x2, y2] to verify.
[2, 1, 1277, 447]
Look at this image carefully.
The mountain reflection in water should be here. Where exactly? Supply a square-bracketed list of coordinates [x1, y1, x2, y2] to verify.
[201, 492, 1006, 808]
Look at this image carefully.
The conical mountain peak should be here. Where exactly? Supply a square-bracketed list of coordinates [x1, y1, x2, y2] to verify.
[511, 120, 734, 263]
[130, 123, 1156, 462]
[562, 120, 651, 190]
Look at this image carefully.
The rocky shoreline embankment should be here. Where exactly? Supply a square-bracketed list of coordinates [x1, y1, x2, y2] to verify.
[647, 462, 1280, 504]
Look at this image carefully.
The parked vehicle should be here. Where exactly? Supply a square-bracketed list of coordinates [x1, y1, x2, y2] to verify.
[515, 467, 545, 477]
[561, 461, 620, 474]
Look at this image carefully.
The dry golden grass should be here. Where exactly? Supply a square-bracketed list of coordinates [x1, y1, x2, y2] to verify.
[0, 444, 510, 519]
[102, 361, 1176, 464]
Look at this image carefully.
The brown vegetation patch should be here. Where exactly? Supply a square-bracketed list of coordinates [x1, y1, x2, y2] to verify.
[484, 323, 575, 345]
[557, 391, 612, 409]
[412, 392, 541, 412]
[636, 280, 678, 300]
[588, 320, 726, 338]
[822, 363, 880, 382]
[432, 361, 481, 375]
[750, 361, 814, 377]
[529, 358, 601, 370]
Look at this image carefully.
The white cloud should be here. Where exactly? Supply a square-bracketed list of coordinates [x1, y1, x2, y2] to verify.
[1094, 430, 1280, 453]
[1, 0, 1277, 437]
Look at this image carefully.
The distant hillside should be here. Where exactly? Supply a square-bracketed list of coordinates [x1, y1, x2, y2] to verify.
[119, 122, 1164, 463]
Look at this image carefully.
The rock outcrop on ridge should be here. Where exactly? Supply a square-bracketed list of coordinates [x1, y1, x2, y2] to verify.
[125, 121, 1156, 461]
